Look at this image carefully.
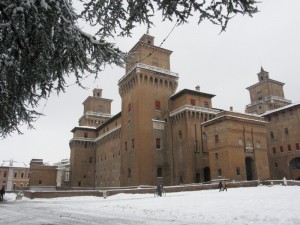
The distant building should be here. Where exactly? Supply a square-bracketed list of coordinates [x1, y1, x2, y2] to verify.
[29, 159, 57, 187]
[0, 159, 29, 191]
[53, 159, 70, 187]
[69, 34, 271, 188]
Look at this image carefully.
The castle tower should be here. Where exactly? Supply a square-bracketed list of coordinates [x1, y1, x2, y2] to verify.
[69, 88, 113, 187]
[118, 34, 178, 186]
[245, 67, 291, 114]
[79, 88, 112, 127]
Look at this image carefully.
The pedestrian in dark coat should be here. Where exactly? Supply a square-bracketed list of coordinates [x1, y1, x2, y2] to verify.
[0, 186, 5, 201]
[218, 181, 223, 192]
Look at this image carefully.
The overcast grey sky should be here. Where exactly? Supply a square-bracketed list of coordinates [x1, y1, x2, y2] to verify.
[1, 0, 300, 166]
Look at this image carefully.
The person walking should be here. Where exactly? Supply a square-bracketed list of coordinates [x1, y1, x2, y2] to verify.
[0, 186, 5, 201]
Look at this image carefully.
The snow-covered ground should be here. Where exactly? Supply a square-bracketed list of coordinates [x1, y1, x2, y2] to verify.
[1, 185, 299, 225]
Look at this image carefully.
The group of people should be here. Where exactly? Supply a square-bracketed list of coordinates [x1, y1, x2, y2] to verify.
[218, 180, 227, 192]
[0, 186, 5, 201]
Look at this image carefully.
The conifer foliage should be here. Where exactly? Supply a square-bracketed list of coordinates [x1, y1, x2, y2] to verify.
[0, 0, 258, 137]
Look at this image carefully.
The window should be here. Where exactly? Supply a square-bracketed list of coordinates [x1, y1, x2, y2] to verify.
[280, 146, 284, 153]
[155, 100, 161, 110]
[128, 103, 131, 112]
[288, 144, 292, 152]
[215, 134, 219, 142]
[296, 143, 300, 151]
[21, 172, 24, 178]
[125, 142, 127, 151]
[128, 168, 131, 178]
[217, 169, 222, 176]
[157, 167, 162, 177]
[274, 163, 278, 168]
[14, 172, 17, 178]
[89, 157, 93, 163]
[270, 132, 274, 139]
[178, 130, 182, 139]
[236, 167, 240, 176]
[156, 138, 161, 149]
[4, 172, 6, 178]
[84, 132, 88, 138]
[132, 139, 135, 149]
[272, 147, 276, 154]
[204, 101, 209, 108]
[39, 180, 42, 185]
[215, 153, 218, 160]
[285, 128, 289, 135]
[190, 99, 195, 106]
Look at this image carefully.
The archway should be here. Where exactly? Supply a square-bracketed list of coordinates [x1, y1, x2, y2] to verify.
[245, 157, 255, 180]
[203, 167, 211, 182]
[289, 157, 300, 169]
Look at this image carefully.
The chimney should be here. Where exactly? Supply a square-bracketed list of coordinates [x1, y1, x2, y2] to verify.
[230, 106, 233, 111]
[195, 85, 200, 91]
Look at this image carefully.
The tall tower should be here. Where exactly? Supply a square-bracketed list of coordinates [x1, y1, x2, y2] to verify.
[245, 67, 291, 114]
[118, 34, 178, 186]
[69, 88, 113, 187]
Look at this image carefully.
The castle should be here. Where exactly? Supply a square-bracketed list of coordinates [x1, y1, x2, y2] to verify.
[69, 34, 300, 188]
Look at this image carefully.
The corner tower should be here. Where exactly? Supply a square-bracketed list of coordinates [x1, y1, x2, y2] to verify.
[245, 67, 291, 114]
[118, 34, 178, 186]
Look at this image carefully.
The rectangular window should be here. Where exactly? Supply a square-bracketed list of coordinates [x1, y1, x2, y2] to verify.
[84, 132, 88, 138]
[275, 163, 278, 168]
[156, 138, 161, 149]
[132, 139, 135, 149]
[204, 101, 209, 108]
[272, 147, 276, 154]
[157, 167, 162, 177]
[288, 144, 292, 152]
[89, 157, 93, 163]
[280, 146, 284, 152]
[285, 128, 289, 135]
[215, 134, 219, 142]
[270, 132, 274, 139]
[155, 100, 161, 110]
[236, 167, 240, 176]
[296, 143, 300, 150]
[178, 130, 182, 139]
[217, 169, 222, 176]
[190, 99, 195, 106]
[128, 103, 131, 112]
[4, 172, 7, 178]
[215, 153, 218, 160]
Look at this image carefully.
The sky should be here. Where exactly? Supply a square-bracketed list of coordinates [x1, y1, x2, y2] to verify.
[1, 0, 300, 165]
[2, 185, 300, 224]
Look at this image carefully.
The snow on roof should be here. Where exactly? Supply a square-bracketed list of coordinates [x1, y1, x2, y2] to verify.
[261, 101, 300, 116]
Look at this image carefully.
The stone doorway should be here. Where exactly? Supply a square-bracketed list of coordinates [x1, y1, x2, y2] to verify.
[245, 157, 255, 180]
[203, 167, 211, 182]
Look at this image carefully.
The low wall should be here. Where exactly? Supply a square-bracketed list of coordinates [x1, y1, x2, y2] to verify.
[24, 190, 103, 199]
[24, 180, 260, 199]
